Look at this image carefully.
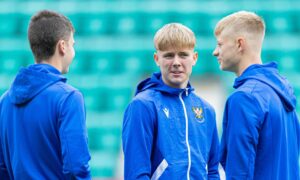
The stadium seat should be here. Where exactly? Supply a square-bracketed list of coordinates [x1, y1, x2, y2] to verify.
[113, 12, 141, 35]
[263, 50, 299, 73]
[90, 150, 119, 178]
[260, 11, 295, 34]
[69, 51, 90, 74]
[117, 50, 158, 75]
[88, 51, 117, 74]
[193, 49, 221, 75]
[87, 111, 122, 151]
[0, 74, 15, 96]
[16, 13, 31, 37]
[0, 50, 32, 74]
[0, 13, 18, 37]
[75, 13, 112, 36]
[141, 12, 171, 35]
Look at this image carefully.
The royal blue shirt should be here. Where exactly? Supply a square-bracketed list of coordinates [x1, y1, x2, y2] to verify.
[220, 62, 300, 180]
[122, 72, 220, 180]
[0, 64, 91, 179]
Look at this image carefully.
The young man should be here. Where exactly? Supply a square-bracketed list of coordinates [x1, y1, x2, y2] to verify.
[213, 11, 300, 179]
[122, 23, 220, 180]
[0, 10, 91, 179]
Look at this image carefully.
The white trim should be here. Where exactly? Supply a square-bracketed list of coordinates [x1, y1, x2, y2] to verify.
[219, 163, 226, 180]
[179, 92, 191, 180]
[151, 159, 168, 180]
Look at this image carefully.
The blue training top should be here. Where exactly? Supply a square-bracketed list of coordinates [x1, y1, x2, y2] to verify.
[0, 64, 91, 179]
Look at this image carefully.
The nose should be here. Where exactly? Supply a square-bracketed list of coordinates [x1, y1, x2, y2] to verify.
[172, 55, 181, 67]
[213, 47, 219, 57]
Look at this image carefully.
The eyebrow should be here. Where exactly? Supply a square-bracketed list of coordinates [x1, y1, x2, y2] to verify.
[178, 52, 189, 55]
[162, 52, 175, 57]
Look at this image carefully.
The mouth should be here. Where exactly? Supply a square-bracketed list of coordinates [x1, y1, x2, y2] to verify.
[171, 71, 183, 74]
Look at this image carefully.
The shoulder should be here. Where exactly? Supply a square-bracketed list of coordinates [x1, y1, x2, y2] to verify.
[46, 81, 84, 105]
[227, 90, 264, 116]
[133, 89, 159, 105]
[236, 79, 272, 96]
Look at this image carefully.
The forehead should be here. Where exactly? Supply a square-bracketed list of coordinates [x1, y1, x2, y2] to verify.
[68, 32, 75, 42]
[157, 48, 194, 54]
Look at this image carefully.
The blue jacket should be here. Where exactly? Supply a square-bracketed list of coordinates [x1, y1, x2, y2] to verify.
[122, 72, 220, 180]
[0, 64, 91, 179]
[220, 62, 300, 180]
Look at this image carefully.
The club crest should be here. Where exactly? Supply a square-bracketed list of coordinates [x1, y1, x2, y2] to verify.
[192, 107, 204, 122]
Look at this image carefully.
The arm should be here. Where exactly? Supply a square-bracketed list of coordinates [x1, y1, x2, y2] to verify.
[207, 109, 220, 180]
[0, 100, 10, 179]
[122, 99, 156, 180]
[0, 141, 10, 179]
[220, 92, 263, 180]
[58, 91, 91, 180]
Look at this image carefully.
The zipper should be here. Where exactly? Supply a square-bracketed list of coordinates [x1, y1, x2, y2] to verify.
[179, 91, 191, 180]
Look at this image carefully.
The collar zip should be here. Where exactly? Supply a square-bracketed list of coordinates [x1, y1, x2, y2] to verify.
[185, 88, 189, 96]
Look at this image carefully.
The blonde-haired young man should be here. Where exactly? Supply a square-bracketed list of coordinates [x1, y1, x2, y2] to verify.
[123, 23, 220, 180]
[213, 11, 300, 180]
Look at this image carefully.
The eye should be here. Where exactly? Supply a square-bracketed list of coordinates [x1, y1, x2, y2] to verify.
[178, 52, 189, 58]
[163, 53, 174, 59]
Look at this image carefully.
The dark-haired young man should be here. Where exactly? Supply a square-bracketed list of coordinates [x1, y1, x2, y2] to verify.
[0, 10, 91, 179]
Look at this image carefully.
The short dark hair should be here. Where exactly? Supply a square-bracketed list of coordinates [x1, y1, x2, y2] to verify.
[28, 10, 74, 62]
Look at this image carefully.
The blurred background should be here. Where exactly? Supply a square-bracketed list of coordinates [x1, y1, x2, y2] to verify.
[0, 0, 299, 179]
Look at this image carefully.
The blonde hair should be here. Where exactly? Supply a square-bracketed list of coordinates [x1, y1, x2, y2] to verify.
[214, 11, 265, 39]
[154, 23, 196, 51]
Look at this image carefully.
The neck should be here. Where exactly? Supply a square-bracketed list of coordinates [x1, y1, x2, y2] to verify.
[40, 56, 62, 73]
[236, 54, 262, 76]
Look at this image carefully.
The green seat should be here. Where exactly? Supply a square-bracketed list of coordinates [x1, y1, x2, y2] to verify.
[106, 87, 133, 111]
[66, 73, 136, 112]
[69, 51, 90, 74]
[141, 12, 170, 35]
[88, 51, 117, 74]
[0, 74, 15, 96]
[193, 49, 220, 75]
[263, 50, 300, 73]
[175, 12, 214, 35]
[76, 13, 112, 36]
[16, 13, 31, 37]
[90, 150, 119, 178]
[113, 12, 141, 35]
[87, 111, 122, 152]
[82, 87, 132, 112]
[0, 50, 32, 74]
[118, 50, 158, 76]
[0, 13, 18, 37]
[261, 11, 295, 34]
[88, 127, 121, 152]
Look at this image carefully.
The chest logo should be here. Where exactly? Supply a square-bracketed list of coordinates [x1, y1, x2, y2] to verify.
[192, 107, 204, 121]
[163, 108, 169, 118]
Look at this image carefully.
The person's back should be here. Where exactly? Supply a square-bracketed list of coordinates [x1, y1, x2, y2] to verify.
[224, 63, 300, 179]
[0, 10, 91, 179]
[213, 11, 300, 180]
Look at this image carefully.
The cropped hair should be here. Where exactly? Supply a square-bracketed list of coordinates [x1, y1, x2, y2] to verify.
[28, 10, 74, 62]
[214, 11, 265, 38]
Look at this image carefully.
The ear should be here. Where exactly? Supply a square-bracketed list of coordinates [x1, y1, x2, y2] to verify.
[237, 37, 245, 52]
[154, 52, 160, 66]
[57, 40, 66, 56]
[192, 51, 198, 66]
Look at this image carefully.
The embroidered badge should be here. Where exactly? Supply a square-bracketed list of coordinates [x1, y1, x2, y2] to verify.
[192, 107, 204, 122]
[163, 108, 169, 118]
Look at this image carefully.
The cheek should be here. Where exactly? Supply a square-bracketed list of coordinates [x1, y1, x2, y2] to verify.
[162, 61, 172, 69]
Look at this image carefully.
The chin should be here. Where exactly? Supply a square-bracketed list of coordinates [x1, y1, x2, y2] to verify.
[61, 69, 69, 74]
